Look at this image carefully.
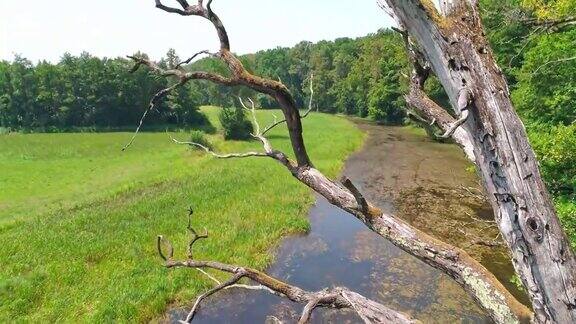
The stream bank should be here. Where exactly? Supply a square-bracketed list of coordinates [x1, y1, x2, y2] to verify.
[165, 120, 527, 323]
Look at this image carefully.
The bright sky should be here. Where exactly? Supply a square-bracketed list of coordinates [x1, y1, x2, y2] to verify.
[0, 0, 394, 64]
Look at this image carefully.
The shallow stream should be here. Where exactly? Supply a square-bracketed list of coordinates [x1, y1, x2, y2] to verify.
[166, 121, 527, 323]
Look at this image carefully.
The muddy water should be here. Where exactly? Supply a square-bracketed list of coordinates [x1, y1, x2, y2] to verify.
[165, 121, 527, 323]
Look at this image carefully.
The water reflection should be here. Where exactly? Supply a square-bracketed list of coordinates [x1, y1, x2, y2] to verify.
[168, 195, 488, 323]
[166, 123, 527, 323]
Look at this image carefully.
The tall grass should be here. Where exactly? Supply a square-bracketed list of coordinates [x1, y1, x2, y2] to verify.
[0, 107, 364, 322]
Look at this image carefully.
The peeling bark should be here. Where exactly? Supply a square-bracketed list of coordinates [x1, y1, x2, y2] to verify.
[126, 1, 557, 323]
[272, 158, 532, 323]
[382, 0, 576, 322]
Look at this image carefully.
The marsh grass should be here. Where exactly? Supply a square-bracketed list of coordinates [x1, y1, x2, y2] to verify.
[0, 107, 364, 322]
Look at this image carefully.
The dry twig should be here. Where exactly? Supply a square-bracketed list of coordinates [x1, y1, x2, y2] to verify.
[158, 209, 419, 324]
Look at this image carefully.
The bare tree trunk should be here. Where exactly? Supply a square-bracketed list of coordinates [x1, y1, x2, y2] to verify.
[382, 0, 576, 322]
[130, 1, 571, 322]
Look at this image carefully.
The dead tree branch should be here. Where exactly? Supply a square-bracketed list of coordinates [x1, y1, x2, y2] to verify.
[522, 15, 576, 33]
[532, 55, 576, 75]
[176, 50, 212, 69]
[437, 88, 472, 139]
[380, 0, 576, 322]
[170, 134, 268, 159]
[130, 2, 533, 322]
[171, 96, 274, 158]
[150, 0, 312, 166]
[122, 54, 238, 150]
[122, 81, 183, 151]
[158, 210, 419, 324]
[262, 73, 315, 136]
[341, 177, 369, 213]
[392, 26, 476, 160]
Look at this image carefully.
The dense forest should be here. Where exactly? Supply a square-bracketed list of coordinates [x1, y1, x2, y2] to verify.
[0, 50, 206, 130]
[0, 0, 574, 239]
[187, 29, 410, 124]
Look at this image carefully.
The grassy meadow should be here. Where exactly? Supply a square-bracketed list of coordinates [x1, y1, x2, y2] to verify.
[0, 107, 364, 322]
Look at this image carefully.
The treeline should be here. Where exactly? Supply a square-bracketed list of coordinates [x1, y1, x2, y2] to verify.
[185, 29, 410, 124]
[0, 0, 573, 231]
[0, 1, 573, 131]
[179, 0, 575, 237]
[0, 50, 207, 131]
[182, 0, 575, 128]
[0, 28, 414, 130]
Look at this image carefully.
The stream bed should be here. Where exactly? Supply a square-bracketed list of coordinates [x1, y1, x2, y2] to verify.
[165, 121, 528, 323]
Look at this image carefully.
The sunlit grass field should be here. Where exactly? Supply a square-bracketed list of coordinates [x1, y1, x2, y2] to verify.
[0, 107, 364, 322]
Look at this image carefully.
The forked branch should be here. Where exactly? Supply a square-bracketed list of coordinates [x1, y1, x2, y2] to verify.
[150, 0, 311, 166]
[122, 54, 238, 150]
[158, 210, 419, 324]
[131, 2, 531, 322]
[392, 25, 475, 160]
[262, 73, 315, 135]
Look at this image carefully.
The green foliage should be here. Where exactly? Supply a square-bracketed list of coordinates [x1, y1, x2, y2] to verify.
[0, 108, 364, 322]
[522, 0, 576, 20]
[218, 106, 254, 140]
[528, 123, 576, 195]
[465, 165, 476, 174]
[512, 29, 576, 125]
[188, 130, 212, 150]
[0, 50, 210, 130]
[509, 275, 526, 292]
[482, 0, 575, 126]
[556, 197, 576, 250]
[2, 31, 410, 128]
[368, 82, 406, 124]
[186, 30, 409, 120]
[167, 83, 210, 127]
[481, 0, 535, 81]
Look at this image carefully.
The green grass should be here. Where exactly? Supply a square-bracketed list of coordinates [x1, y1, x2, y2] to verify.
[0, 107, 364, 322]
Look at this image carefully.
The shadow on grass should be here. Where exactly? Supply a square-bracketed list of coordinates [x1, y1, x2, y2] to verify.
[265, 134, 290, 140]
[3, 123, 217, 135]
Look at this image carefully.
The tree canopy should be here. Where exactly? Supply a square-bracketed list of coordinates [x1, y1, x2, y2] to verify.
[0, 0, 573, 243]
[0, 51, 207, 131]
